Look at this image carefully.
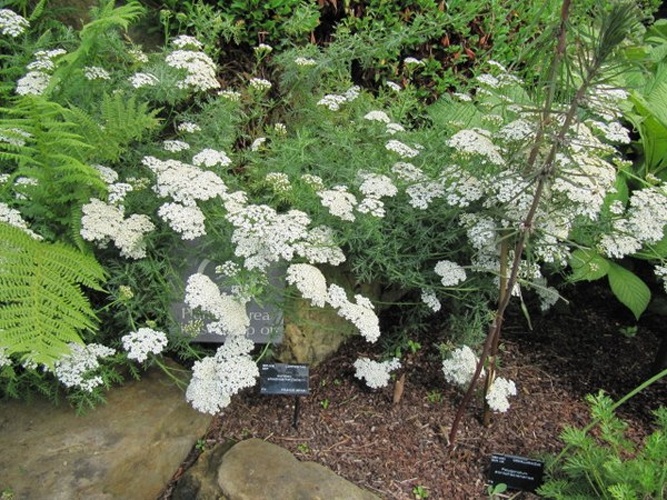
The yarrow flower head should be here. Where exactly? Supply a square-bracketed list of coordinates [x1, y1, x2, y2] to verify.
[294, 56, 316, 66]
[364, 110, 391, 123]
[185, 273, 249, 336]
[421, 289, 441, 312]
[249, 78, 272, 92]
[163, 139, 190, 152]
[485, 377, 517, 413]
[129, 72, 159, 88]
[177, 122, 201, 133]
[172, 35, 203, 49]
[192, 148, 232, 168]
[385, 139, 420, 159]
[80, 199, 154, 259]
[442, 345, 483, 388]
[166, 49, 220, 92]
[54, 343, 116, 393]
[353, 357, 401, 389]
[327, 284, 381, 342]
[286, 263, 328, 308]
[83, 66, 111, 81]
[434, 260, 467, 286]
[317, 185, 357, 221]
[0, 202, 41, 239]
[158, 202, 206, 240]
[0, 9, 29, 37]
[122, 328, 168, 362]
[185, 336, 258, 414]
[142, 155, 227, 206]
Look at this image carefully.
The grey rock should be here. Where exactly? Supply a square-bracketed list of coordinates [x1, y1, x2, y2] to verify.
[0, 362, 211, 500]
[217, 439, 380, 500]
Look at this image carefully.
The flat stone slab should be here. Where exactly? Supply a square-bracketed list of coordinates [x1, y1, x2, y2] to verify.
[0, 363, 211, 499]
[217, 438, 381, 500]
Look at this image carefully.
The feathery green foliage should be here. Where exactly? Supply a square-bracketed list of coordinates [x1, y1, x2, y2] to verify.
[0, 222, 107, 368]
[538, 392, 667, 499]
[0, 96, 106, 240]
[66, 92, 161, 163]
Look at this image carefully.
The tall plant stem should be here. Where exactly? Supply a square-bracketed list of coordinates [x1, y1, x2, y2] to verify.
[446, 0, 630, 447]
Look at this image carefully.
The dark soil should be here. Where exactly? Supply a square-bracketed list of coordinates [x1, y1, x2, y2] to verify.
[162, 282, 667, 499]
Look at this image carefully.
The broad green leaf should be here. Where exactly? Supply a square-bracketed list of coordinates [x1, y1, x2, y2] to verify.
[569, 249, 610, 282]
[607, 262, 651, 320]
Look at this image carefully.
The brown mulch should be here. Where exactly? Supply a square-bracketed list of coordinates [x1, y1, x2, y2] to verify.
[162, 283, 667, 499]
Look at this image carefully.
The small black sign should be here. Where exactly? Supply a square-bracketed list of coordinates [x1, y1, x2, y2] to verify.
[259, 363, 310, 396]
[488, 454, 544, 492]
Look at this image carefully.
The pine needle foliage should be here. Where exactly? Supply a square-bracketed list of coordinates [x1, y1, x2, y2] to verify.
[0, 222, 107, 368]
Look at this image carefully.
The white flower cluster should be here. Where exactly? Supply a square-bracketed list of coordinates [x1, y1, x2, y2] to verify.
[185, 273, 249, 336]
[317, 86, 360, 111]
[292, 225, 346, 266]
[0, 347, 10, 368]
[192, 148, 232, 168]
[301, 174, 325, 190]
[163, 139, 190, 152]
[364, 110, 391, 123]
[447, 129, 505, 166]
[485, 377, 517, 413]
[250, 137, 266, 151]
[601, 185, 667, 259]
[254, 43, 273, 54]
[434, 260, 467, 286]
[129, 72, 159, 89]
[158, 202, 206, 240]
[442, 345, 483, 388]
[0, 127, 31, 147]
[421, 289, 441, 312]
[172, 35, 203, 49]
[185, 336, 258, 414]
[93, 164, 133, 205]
[165, 47, 220, 92]
[353, 357, 401, 389]
[294, 56, 316, 66]
[54, 342, 116, 393]
[218, 89, 241, 101]
[0, 9, 28, 37]
[403, 57, 424, 66]
[177, 122, 201, 133]
[265, 172, 292, 193]
[80, 198, 154, 258]
[317, 186, 357, 221]
[444, 171, 484, 208]
[0, 202, 41, 239]
[386, 81, 401, 91]
[121, 328, 168, 362]
[356, 171, 397, 217]
[249, 78, 272, 91]
[83, 66, 110, 81]
[16, 49, 66, 95]
[328, 284, 381, 342]
[584, 84, 628, 121]
[225, 202, 309, 270]
[655, 265, 667, 293]
[385, 139, 420, 159]
[142, 155, 227, 205]
[286, 263, 328, 307]
[391, 162, 446, 210]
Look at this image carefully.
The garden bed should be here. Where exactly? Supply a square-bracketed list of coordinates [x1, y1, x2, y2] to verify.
[162, 282, 667, 499]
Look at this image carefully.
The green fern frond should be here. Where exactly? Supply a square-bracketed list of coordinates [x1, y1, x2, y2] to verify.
[64, 92, 161, 163]
[82, 0, 146, 39]
[0, 223, 107, 368]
